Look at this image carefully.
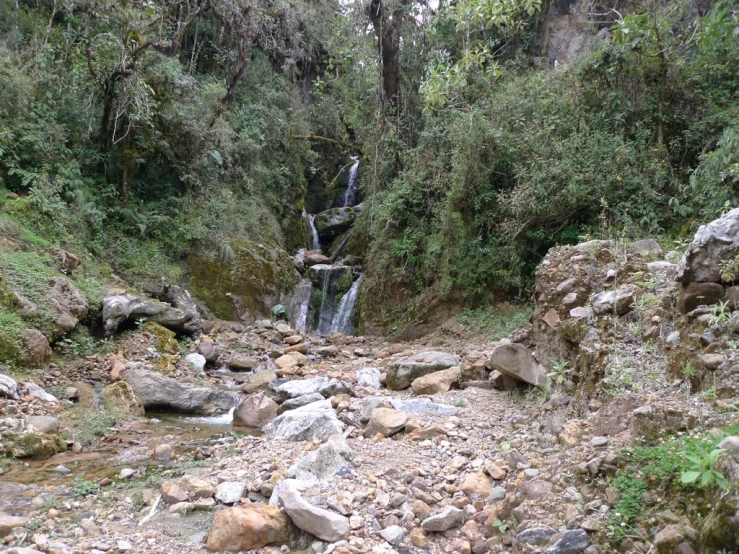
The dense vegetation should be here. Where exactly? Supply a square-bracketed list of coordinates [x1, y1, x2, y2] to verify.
[0, 0, 737, 332]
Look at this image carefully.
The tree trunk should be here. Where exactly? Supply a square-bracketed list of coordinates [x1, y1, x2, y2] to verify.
[368, 0, 404, 110]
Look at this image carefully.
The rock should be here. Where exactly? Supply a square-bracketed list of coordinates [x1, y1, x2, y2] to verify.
[277, 393, 325, 414]
[630, 239, 664, 258]
[274, 377, 330, 400]
[677, 282, 724, 313]
[241, 370, 277, 393]
[196, 339, 218, 363]
[523, 480, 553, 499]
[390, 398, 459, 416]
[275, 351, 308, 370]
[161, 481, 190, 504]
[117, 540, 132, 551]
[490, 370, 519, 391]
[233, 392, 278, 428]
[22, 329, 51, 367]
[122, 368, 238, 414]
[227, 355, 259, 371]
[591, 284, 642, 315]
[262, 399, 343, 441]
[49, 277, 89, 334]
[118, 468, 136, 479]
[407, 425, 448, 441]
[411, 366, 461, 395]
[314, 207, 355, 241]
[206, 503, 290, 551]
[0, 514, 29, 537]
[421, 506, 466, 532]
[461, 470, 492, 498]
[380, 525, 405, 546]
[631, 405, 697, 445]
[215, 481, 246, 504]
[544, 529, 589, 554]
[274, 479, 350, 542]
[304, 253, 330, 266]
[102, 294, 199, 336]
[487, 343, 548, 388]
[0, 374, 19, 399]
[364, 408, 408, 438]
[169, 501, 195, 513]
[184, 353, 206, 372]
[287, 437, 355, 483]
[410, 527, 430, 548]
[179, 475, 215, 499]
[152, 443, 173, 461]
[677, 208, 739, 283]
[26, 416, 60, 435]
[42, 247, 81, 273]
[318, 378, 352, 397]
[591, 436, 609, 447]
[100, 382, 144, 416]
[24, 382, 58, 403]
[194, 497, 216, 510]
[148, 284, 202, 333]
[356, 367, 381, 389]
[387, 351, 460, 390]
[516, 527, 557, 547]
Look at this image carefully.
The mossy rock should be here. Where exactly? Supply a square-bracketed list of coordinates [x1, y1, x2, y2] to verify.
[186, 240, 301, 321]
[142, 321, 179, 354]
[153, 354, 179, 373]
[101, 381, 144, 416]
[10, 432, 66, 459]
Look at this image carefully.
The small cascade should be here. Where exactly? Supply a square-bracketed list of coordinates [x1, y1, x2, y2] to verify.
[293, 280, 312, 332]
[309, 214, 320, 250]
[316, 268, 334, 335]
[337, 158, 359, 208]
[330, 275, 362, 334]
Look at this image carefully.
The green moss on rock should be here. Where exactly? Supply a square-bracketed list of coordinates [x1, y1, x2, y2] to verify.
[142, 321, 179, 354]
[11, 432, 67, 459]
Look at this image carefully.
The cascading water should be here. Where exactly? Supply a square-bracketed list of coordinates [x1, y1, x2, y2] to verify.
[294, 280, 312, 332]
[330, 275, 362, 334]
[337, 158, 359, 207]
[316, 268, 334, 335]
[309, 214, 320, 250]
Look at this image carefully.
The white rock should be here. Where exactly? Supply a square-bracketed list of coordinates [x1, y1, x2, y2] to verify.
[274, 479, 350, 542]
[184, 353, 206, 371]
[262, 400, 343, 441]
[215, 481, 246, 504]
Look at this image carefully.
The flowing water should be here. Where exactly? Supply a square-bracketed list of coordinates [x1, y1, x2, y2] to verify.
[316, 268, 334, 335]
[330, 275, 362, 334]
[337, 159, 359, 207]
[293, 280, 312, 332]
[308, 214, 320, 250]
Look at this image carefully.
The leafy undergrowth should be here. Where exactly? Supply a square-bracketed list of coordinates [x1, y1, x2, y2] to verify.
[605, 424, 739, 548]
[456, 304, 533, 340]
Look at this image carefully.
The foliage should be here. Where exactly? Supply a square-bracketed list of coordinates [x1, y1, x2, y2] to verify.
[547, 361, 571, 386]
[72, 476, 99, 497]
[456, 304, 533, 339]
[681, 446, 730, 490]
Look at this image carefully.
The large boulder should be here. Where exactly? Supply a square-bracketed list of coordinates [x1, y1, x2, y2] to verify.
[487, 343, 548, 388]
[411, 366, 461, 395]
[314, 207, 355, 242]
[386, 351, 460, 390]
[287, 437, 355, 483]
[103, 294, 200, 335]
[677, 282, 724, 314]
[677, 208, 739, 283]
[262, 400, 343, 441]
[185, 240, 301, 323]
[273, 479, 350, 542]
[233, 393, 278, 428]
[121, 368, 238, 414]
[22, 329, 51, 368]
[144, 283, 202, 331]
[590, 284, 642, 315]
[206, 504, 290, 551]
[49, 277, 89, 334]
[100, 381, 144, 416]
[364, 408, 408, 438]
[273, 377, 329, 401]
[0, 374, 19, 400]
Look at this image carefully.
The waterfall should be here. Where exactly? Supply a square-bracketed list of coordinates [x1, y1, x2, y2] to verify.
[316, 268, 333, 335]
[330, 275, 362, 334]
[337, 159, 359, 207]
[309, 214, 320, 251]
[294, 281, 312, 332]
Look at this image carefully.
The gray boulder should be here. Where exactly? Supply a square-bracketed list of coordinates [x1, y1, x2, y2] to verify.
[0, 375, 19, 400]
[262, 400, 343, 441]
[49, 277, 89, 334]
[273, 377, 330, 401]
[486, 343, 548, 388]
[386, 351, 460, 390]
[677, 207, 739, 283]
[356, 367, 381, 389]
[420, 506, 466, 532]
[286, 438, 355, 483]
[102, 294, 200, 336]
[591, 284, 642, 315]
[544, 529, 589, 554]
[277, 393, 325, 415]
[314, 207, 355, 241]
[274, 479, 350, 542]
[122, 368, 238, 414]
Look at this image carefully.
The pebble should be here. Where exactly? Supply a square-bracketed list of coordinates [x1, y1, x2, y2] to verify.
[591, 437, 609, 447]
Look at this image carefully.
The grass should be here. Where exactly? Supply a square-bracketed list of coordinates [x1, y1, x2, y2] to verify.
[67, 406, 126, 446]
[456, 303, 534, 340]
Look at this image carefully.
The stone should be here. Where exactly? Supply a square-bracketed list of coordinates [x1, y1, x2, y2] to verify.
[654, 524, 685, 552]
[591, 436, 609, 447]
[117, 540, 132, 551]
[678, 281, 724, 314]
[241, 370, 277, 393]
[26, 416, 60, 435]
[122, 368, 238, 414]
[262, 399, 343, 441]
[591, 284, 642, 315]
[196, 339, 218, 362]
[484, 461, 507, 480]
[161, 481, 189, 504]
[206, 503, 290, 551]
[275, 351, 308, 370]
[461, 470, 492, 498]
[169, 501, 195, 513]
[194, 497, 216, 510]
[406, 425, 447, 441]
[152, 443, 173, 461]
[274, 377, 330, 400]
[49, 277, 89, 334]
[184, 353, 206, 371]
[516, 527, 556, 547]
[630, 238, 664, 258]
[410, 528, 430, 548]
[287, 437, 355, 483]
[277, 393, 325, 414]
[677, 208, 739, 283]
[233, 392, 278, 428]
[544, 529, 589, 554]
[487, 343, 548, 388]
[490, 370, 519, 391]
[411, 366, 461, 395]
[390, 398, 458, 416]
[100, 381, 144, 416]
[24, 382, 58, 403]
[318, 378, 352, 397]
[22, 329, 52, 367]
[387, 351, 460, 390]
[380, 525, 405, 546]
[356, 367, 381, 389]
[274, 479, 350, 542]
[0, 374, 19, 399]
[215, 481, 246, 504]
[227, 355, 259, 371]
[118, 468, 136, 480]
[523, 480, 553, 499]
[179, 475, 215, 499]
[9, 431, 66, 459]
[102, 293, 199, 335]
[313, 207, 356, 241]
[364, 408, 408, 438]
[421, 506, 466, 532]
[0, 514, 29, 537]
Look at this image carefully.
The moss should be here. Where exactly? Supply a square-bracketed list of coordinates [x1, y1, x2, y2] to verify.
[142, 321, 179, 354]
[11, 432, 67, 460]
[337, 271, 352, 294]
[186, 240, 300, 320]
[0, 307, 25, 365]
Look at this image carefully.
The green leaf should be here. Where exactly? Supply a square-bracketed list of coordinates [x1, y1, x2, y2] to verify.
[681, 471, 701, 484]
[714, 471, 730, 490]
[700, 470, 713, 487]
